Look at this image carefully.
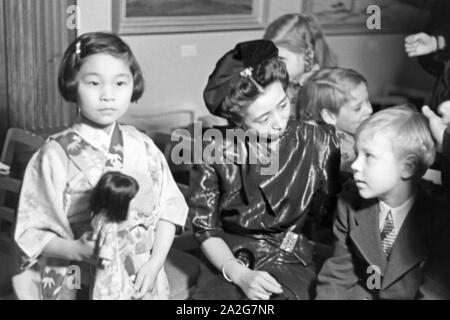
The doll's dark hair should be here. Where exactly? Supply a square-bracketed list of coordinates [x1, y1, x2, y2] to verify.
[58, 32, 144, 103]
[90, 171, 139, 223]
[220, 57, 289, 124]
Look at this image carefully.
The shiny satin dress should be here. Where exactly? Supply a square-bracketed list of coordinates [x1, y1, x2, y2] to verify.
[188, 120, 340, 300]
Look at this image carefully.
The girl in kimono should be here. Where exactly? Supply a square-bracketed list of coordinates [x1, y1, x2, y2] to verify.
[189, 40, 340, 300]
[263, 14, 337, 115]
[13, 32, 188, 300]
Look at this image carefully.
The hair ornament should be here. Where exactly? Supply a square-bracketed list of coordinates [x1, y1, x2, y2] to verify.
[75, 41, 81, 60]
[239, 67, 253, 78]
[203, 39, 278, 115]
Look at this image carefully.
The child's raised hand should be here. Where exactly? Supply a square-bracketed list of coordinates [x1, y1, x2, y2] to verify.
[422, 105, 446, 151]
[132, 259, 161, 300]
[438, 101, 450, 125]
[0, 162, 10, 176]
[298, 63, 320, 87]
[405, 33, 437, 57]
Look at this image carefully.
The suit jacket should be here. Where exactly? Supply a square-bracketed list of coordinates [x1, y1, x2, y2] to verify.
[315, 187, 450, 300]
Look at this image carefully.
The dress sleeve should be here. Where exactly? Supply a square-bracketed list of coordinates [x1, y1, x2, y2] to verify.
[309, 124, 341, 226]
[188, 160, 223, 244]
[146, 137, 188, 230]
[97, 223, 118, 264]
[433, 25, 450, 56]
[14, 141, 73, 268]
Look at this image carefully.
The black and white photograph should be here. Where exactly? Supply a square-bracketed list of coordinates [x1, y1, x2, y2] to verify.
[0, 0, 450, 306]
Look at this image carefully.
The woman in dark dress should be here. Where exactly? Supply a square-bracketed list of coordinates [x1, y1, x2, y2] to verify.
[188, 40, 340, 300]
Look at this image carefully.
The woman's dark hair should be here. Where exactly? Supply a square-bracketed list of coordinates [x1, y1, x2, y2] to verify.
[58, 32, 144, 103]
[220, 57, 289, 123]
[90, 171, 139, 223]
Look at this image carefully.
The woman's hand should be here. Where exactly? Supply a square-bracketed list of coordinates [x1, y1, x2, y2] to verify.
[405, 33, 437, 57]
[132, 258, 161, 299]
[233, 267, 283, 300]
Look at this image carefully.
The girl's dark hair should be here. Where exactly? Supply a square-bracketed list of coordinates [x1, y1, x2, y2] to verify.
[90, 171, 139, 223]
[220, 57, 289, 124]
[58, 32, 144, 103]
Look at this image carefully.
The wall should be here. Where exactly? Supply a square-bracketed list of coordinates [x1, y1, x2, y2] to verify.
[77, 0, 435, 131]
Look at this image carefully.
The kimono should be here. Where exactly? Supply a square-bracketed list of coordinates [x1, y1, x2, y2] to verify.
[90, 214, 135, 300]
[13, 121, 188, 300]
[189, 120, 341, 300]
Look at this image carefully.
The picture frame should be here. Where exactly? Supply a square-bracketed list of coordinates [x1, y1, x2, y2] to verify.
[112, 0, 270, 35]
[302, 0, 434, 35]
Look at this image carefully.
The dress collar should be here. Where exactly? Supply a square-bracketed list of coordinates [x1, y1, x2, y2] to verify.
[72, 121, 117, 154]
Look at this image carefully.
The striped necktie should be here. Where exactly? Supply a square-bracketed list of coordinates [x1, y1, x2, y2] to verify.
[380, 210, 396, 258]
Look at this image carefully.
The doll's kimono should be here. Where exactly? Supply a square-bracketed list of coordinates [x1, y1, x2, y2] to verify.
[13, 121, 188, 300]
[89, 209, 163, 300]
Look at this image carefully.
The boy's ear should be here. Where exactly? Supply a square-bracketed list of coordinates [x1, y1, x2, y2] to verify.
[401, 155, 417, 180]
[320, 109, 337, 125]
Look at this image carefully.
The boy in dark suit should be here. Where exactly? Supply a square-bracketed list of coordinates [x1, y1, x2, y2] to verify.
[316, 105, 450, 300]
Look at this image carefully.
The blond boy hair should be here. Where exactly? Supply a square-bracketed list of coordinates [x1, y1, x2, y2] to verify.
[355, 105, 435, 178]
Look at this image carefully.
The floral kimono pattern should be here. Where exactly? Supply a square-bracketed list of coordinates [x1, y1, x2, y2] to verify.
[13, 122, 188, 300]
[90, 209, 162, 300]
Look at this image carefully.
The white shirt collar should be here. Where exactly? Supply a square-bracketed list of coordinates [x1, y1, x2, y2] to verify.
[72, 121, 116, 155]
[378, 195, 415, 234]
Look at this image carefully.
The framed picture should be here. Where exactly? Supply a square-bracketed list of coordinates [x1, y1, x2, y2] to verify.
[112, 0, 270, 35]
[302, 0, 435, 34]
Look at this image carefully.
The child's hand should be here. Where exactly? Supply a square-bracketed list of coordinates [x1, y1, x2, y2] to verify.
[405, 33, 437, 57]
[74, 237, 96, 265]
[298, 63, 320, 87]
[438, 101, 450, 126]
[0, 162, 10, 176]
[132, 259, 161, 300]
[422, 105, 446, 152]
